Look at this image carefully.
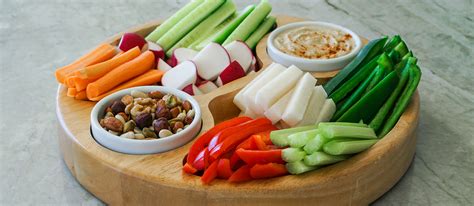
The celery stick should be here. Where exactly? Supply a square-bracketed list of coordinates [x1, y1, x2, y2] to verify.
[288, 129, 319, 148]
[319, 125, 377, 140]
[157, 0, 225, 51]
[165, 1, 236, 57]
[282, 148, 306, 163]
[222, 0, 272, 45]
[245, 16, 276, 49]
[286, 161, 318, 175]
[323, 139, 378, 155]
[213, 5, 255, 44]
[304, 152, 348, 166]
[270, 125, 317, 147]
[318, 122, 368, 128]
[303, 134, 328, 155]
[145, 0, 204, 42]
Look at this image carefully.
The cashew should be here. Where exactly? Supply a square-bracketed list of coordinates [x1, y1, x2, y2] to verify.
[120, 131, 135, 139]
[159, 129, 173, 138]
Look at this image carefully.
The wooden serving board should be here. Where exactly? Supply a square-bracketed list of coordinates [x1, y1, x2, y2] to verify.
[56, 15, 419, 205]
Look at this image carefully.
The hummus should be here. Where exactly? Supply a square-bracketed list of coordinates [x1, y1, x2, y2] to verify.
[273, 26, 354, 59]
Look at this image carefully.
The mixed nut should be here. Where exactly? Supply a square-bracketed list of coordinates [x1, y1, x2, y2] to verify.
[99, 90, 195, 140]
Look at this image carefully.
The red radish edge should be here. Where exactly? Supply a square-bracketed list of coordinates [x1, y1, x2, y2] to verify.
[161, 60, 198, 90]
[216, 61, 246, 87]
[118, 33, 147, 52]
[147, 41, 165, 61]
[193, 42, 231, 80]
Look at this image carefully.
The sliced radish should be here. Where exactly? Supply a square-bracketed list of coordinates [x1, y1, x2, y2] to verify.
[249, 56, 257, 72]
[172, 48, 198, 65]
[157, 58, 172, 72]
[118, 33, 147, 52]
[162, 60, 197, 90]
[147, 41, 165, 60]
[215, 61, 246, 87]
[193, 42, 231, 80]
[224, 41, 253, 73]
[196, 81, 218, 94]
[182, 84, 202, 96]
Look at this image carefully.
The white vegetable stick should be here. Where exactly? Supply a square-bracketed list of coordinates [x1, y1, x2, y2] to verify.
[297, 86, 328, 126]
[255, 65, 303, 115]
[242, 106, 259, 119]
[316, 99, 336, 124]
[264, 89, 295, 124]
[282, 73, 317, 126]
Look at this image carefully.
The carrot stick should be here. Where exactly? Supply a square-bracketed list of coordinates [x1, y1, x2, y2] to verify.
[89, 69, 164, 101]
[75, 91, 88, 100]
[74, 47, 141, 80]
[66, 76, 76, 88]
[86, 51, 155, 99]
[74, 77, 93, 92]
[67, 88, 77, 97]
[112, 50, 124, 59]
[55, 43, 116, 84]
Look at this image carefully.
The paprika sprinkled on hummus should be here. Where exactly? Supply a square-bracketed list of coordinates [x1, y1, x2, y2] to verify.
[274, 26, 355, 59]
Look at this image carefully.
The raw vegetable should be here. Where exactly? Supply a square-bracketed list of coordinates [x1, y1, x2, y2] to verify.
[245, 16, 276, 49]
[193, 42, 230, 80]
[235, 148, 284, 165]
[222, 0, 272, 45]
[303, 134, 328, 154]
[264, 89, 294, 124]
[86, 51, 154, 99]
[145, 0, 204, 42]
[213, 5, 255, 44]
[201, 160, 218, 184]
[161, 60, 198, 90]
[118, 33, 147, 52]
[282, 148, 306, 162]
[282, 73, 317, 126]
[217, 159, 233, 179]
[319, 125, 377, 140]
[323, 139, 378, 155]
[67, 88, 77, 97]
[315, 99, 336, 123]
[297, 86, 327, 126]
[169, 48, 198, 67]
[288, 129, 319, 148]
[286, 160, 318, 175]
[74, 91, 87, 100]
[250, 163, 287, 179]
[270, 125, 316, 147]
[324, 37, 387, 95]
[190, 13, 236, 50]
[228, 165, 252, 183]
[215, 60, 246, 86]
[224, 41, 254, 73]
[233, 62, 275, 111]
[383, 35, 401, 52]
[183, 163, 198, 174]
[208, 118, 272, 150]
[197, 81, 218, 93]
[73, 77, 92, 92]
[304, 152, 348, 166]
[157, 0, 225, 51]
[157, 58, 172, 72]
[364, 53, 393, 93]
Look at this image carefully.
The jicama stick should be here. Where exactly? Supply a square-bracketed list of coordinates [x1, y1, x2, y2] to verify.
[74, 91, 87, 100]
[86, 51, 154, 99]
[67, 88, 77, 97]
[55, 43, 116, 84]
[74, 47, 141, 80]
[89, 69, 164, 101]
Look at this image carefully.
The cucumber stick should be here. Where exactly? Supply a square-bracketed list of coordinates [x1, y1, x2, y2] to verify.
[245, 16, 276, 49]
[323, 139, 378, 155]
[286, 161, 318, 175]
[157, 0, 225, 51]
[282, 148, 306, 163]
[319, 125, 377, 140]
[145, 0, 204, 42]
[304, 152, 348, 166]
[222, 0, 272, 45]
[270, 125, 317, 147]
[189, 14, 236, 50]
[288, 129, 319, 148]
[213, 5, 256, 44]
[165, 1, 236, 57]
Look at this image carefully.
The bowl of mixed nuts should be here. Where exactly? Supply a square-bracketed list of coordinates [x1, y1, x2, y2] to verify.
[90, 86, 202, 154]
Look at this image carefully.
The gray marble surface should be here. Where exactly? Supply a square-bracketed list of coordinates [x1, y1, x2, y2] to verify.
[1, 0, 473, 205]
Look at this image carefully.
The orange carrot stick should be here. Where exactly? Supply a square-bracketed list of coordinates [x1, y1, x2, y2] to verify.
[75, 91, 88, 100]
[89, 69, 164, 101]
[66, 76, 76, 88]
[74, 77, 93, 92]
[55, 43, 116, 84]
[74, 47, 141, 80]
[67, 88, 77, 97]
[112, 50, 124, 59]
[86, 51, 155, 99]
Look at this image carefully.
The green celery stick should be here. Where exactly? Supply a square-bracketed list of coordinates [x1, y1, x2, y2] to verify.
[319, 125, 377, 140]
[145, 0, 204, 42]
[213, 5, 255, 44]
[303, 134, 328, 155]
[318, 122, 367, 128]
[323, 139, 378, 155]
[282, 148, 306, 163]
[286, 161, 318, 175]
[304, 152, 348, 166]
[245, 16, 276, 49]
[270, 125, 316, 147]
[288, 129, 319, 148]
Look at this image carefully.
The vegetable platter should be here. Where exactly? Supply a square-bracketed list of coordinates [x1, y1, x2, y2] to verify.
[55, 2, 420, 205]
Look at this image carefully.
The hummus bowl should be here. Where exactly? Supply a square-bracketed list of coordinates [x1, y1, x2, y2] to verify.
[267, 21, 362, 72]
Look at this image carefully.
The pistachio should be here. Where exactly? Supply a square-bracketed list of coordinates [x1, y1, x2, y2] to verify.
[108, 130, 119, 135]
[135, 113, 153, 129]
[123, 120, 136, 133]
[121, 95, 134, 105]
[186, 109, 195, 118]
[176, 128, 183, 133]
[134, 127, 142, 134]
[176, 112, 186, 122]
[134, 133, 145, 139]
[148, 91, 164, 99]
[131, 90, 148, 98]
[117, 112, 129, 122]
[158, 129, 173, 138]
[153, 118, 170, 133]
[182, 100, 192, 112]
[165, 95, 178, 108]
[105, 111, 114, 118]
[103, 117, 123, 132]
[111, 100, 126, 115]
[170, 107, 180, 118]
[172, 121, 184, 133]
[155, 107, 171, 119]
[115, 114, 126, 125]
[120, 131, 135, 139]
[143, 127, 158, 138]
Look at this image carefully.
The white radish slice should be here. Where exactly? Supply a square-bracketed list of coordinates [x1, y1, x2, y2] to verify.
[118, 33, 147, 52]
[233, 62, 278, 112]
[215, 61, 246, 87]
[147, 41, 165, 60]
[182, 84, 202, 96]
[157, 58, 172, 72]
[316, 99, 336, 124]
[161, 60, 197, 90]
[264, 89, 295, 124]
[197, 81, 218, 94]
[193, 42, 231, 80]
[297, 86, 328, 126]
[282, 73, 317, 126]
[224, 41, 253, 73]
[172, 48, 198, 65]
[243, 63, 286, 115]
[255, 65, 304, 113]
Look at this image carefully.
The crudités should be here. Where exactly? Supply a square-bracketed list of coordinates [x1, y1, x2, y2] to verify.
[273, 26, 355, 59]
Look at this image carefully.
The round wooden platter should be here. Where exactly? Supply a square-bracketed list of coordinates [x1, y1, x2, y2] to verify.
[56, 15, 419, 205]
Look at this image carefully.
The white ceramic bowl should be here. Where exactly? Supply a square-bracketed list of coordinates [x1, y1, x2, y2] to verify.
[90, 86, 202, 155]
[267, 21, 362, 72]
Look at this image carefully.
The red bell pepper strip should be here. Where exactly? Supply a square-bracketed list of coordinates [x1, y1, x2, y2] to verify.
[250, 163, 288, 179]
[192, 148, 209, 171]
[207, 118, 272, 151]
[209, 124, 276, 160]
[228, 165, 253, 183]
[254, 129, 276, 145]
[217, 159, 233, 179]
[251, 135, 268, 150]
[236, 137, 258, 150]
[235, 148, 285, 165]
[230, 152, 243, 170]
[183, 162, 197, 174]
[201, 160, 219, 184]
[186, 116, 252, 167]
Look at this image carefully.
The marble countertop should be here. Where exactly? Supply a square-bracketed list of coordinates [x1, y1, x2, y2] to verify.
[1, 0, 473, 205]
